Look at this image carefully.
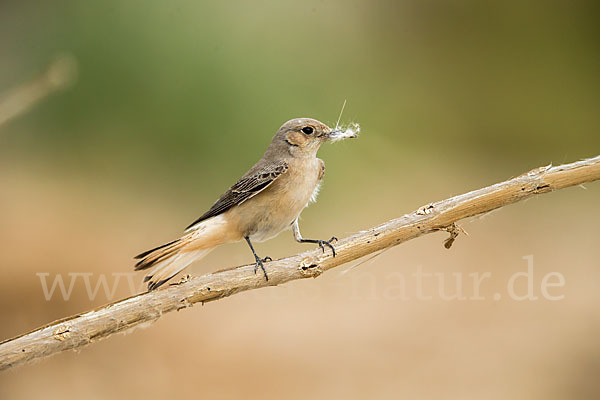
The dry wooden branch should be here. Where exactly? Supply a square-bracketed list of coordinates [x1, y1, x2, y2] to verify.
[0, 55, 77, 129]
[1, 156, 599, 371]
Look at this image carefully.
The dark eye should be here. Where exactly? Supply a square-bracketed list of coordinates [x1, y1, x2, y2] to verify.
[301, 126, 314, 135]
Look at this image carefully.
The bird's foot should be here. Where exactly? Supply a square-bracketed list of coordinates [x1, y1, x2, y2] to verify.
[253, 255, 272, 281]
[316, 237, 338, 257]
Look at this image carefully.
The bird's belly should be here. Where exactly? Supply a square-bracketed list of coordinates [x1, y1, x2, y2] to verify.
[244, 193, 309, 242]
[248, 222, 291, 242]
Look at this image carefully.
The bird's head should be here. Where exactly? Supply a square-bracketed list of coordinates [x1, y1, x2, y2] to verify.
[271, 117, 358, 158]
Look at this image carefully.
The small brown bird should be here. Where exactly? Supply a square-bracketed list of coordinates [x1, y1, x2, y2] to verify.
[135, 118, 358, 290]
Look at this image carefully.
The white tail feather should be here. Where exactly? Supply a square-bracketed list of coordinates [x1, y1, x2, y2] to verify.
[141, 214, 234, 290]
[145, 248, 212, 290]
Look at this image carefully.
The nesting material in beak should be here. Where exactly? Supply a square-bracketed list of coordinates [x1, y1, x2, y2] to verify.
[328, 122, 360, 142]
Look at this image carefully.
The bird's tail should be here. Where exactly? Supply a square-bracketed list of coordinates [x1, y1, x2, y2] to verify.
[134, 216, 233, 290]
[134, 241, 211, 291]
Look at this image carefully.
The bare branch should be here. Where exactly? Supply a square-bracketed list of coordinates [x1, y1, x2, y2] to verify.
[0, 54, 78, 129]
[1, 155, 599, 371]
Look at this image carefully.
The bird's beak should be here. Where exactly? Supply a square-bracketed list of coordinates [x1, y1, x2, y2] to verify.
[327, 123, 360, 142]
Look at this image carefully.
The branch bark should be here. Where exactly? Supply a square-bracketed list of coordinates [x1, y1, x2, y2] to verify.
[1, 156, 599, 371]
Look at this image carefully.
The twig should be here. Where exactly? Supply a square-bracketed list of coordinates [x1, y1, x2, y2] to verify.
[1, 155, 599, 371]
[0, 54, 78, 129]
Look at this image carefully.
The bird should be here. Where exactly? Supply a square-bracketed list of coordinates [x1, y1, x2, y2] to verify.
[134, 117, 358, 290]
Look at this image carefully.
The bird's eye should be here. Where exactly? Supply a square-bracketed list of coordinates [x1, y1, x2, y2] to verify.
[302, 126, 314, 135]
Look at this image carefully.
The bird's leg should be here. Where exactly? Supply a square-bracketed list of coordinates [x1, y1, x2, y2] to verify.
[244, 236, 271, 280]
[292, 219, 338, 257]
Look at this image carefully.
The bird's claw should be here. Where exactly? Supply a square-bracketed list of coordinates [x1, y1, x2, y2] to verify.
[253, 255, 271, 280]
[317, 237, 338, 257]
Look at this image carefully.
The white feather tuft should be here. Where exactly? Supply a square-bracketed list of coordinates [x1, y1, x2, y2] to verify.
[329, 122, 360, 143]
[310, 181, 322, 203]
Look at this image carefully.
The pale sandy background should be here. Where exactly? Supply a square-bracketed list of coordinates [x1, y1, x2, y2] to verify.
[1, 1, 599, 399]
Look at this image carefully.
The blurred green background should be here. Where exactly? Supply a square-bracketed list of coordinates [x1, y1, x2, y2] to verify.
[1, 1, 599, 399]
[2, 0, 598, 178]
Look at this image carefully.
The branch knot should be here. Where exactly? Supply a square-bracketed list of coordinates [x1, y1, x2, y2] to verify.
[299, 257, 322, 278]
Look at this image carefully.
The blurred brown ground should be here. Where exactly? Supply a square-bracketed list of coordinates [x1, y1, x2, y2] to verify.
[1, 0, 599, 399]
[0, 160, 598, 399]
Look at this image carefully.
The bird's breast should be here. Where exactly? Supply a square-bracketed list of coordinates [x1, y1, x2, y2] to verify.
[232, 158, 322, 242]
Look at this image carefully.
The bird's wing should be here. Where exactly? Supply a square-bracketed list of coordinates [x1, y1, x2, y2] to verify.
[185, 160, 289, 231]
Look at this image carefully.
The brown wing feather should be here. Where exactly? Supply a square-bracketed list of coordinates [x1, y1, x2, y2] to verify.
[185, 160, 288, 230]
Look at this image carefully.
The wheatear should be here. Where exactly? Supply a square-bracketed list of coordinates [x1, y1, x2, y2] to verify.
[135, 118, 358, 290]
